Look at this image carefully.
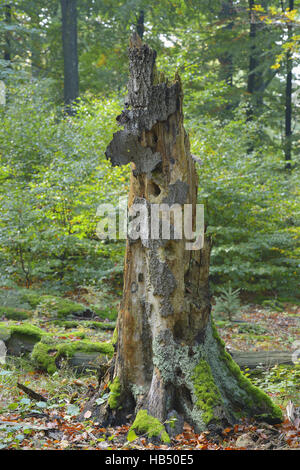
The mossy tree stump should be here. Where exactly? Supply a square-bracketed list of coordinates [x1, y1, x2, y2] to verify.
[87, 36, 282, 437]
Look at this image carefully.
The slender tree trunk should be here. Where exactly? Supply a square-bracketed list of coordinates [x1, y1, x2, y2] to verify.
[247, 1, 268, 121]
[284, 0, 293, 170]
[60, 0, 79, 114]
[218, 1, 235, 87]
[136, 10, 144, 39]
[4, 4, 11, 62]
[85, 38, 282, 438]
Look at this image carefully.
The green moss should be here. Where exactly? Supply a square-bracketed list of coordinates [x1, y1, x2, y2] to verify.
[54, 320, 80, 329]
[31, 339, 114, 374]
[54, 320, 116, 331]
[108, 377, 121, 409]
[9, 323, 46, 341]
[21, 291, 42, 308]
[58, 340, 113, 357]
[192, 360, 222, 424]
[129, 410, 170, 444]
[93, 306, 118, 321]
[83, 321, 116, 331]
[31, 341, 58, 374]
[111, 327, 118, 345]
[38, 295, 87, 318]
[211, 320, 283, 423]
[0, 306, 31, 320]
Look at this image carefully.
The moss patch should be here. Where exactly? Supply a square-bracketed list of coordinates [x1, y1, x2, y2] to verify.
[92, 306, 118, 321]
[31, 339, 114, 374]
[192, 360, 222, 424]
[129, 410, 170, 444]
[111, 327, 118, 345]
[37, 295, 88, 318]
[7, 323, 46, 342]
[108, 377, 121, 409]
[0, 306, 31, 321]
[21, 291, 43, 309]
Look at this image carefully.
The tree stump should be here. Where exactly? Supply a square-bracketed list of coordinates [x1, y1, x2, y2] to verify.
[86, 37, 282, 436]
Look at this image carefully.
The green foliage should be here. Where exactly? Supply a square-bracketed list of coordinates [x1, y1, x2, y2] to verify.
[250, 364, 300, 406]
[0, 83, 127, 291]
[189, 114, 300, 297]
[213, 283, 241, 321]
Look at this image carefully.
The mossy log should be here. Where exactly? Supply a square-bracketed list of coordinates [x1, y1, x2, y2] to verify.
[85, 37, 283, 437]
[0, 323, 113, 373]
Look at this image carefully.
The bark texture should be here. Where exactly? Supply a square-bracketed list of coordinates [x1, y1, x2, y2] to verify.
[87, 38, 282, 435]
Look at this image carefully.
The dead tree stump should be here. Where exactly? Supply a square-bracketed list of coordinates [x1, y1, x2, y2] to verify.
[86, 37, 282, 437]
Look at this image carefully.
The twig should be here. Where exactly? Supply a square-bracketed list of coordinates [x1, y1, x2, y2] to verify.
[17, 382, 47, 402]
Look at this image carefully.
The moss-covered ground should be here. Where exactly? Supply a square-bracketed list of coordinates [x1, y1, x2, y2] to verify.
[0, 290, 299, 449]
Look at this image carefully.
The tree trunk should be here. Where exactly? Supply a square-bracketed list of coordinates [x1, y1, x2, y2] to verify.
[218, 1, 235, 87]
[284, 0, 293, 170]
[136, 10, 144, 39]
[86, 37, 282, 437]
[60, 0, 79, 114]
[4, 4, 11, 63]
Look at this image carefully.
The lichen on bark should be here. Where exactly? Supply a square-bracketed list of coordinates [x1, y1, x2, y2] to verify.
[85, 36, 283, 434]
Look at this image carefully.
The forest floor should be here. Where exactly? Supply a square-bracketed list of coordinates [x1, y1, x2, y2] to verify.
[0, 293, 299, 451]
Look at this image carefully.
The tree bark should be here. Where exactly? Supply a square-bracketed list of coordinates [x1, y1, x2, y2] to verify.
[136, 10, 144, 40]
[4, 4, 11, 63]
[60, 0, 79, 114]
[284, 0, 293, 170]
[86, 38, 282, 435]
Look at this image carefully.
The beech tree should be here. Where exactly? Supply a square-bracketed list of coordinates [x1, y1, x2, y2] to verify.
[82, 37, 283, 439]
[60, 0, 79, 114]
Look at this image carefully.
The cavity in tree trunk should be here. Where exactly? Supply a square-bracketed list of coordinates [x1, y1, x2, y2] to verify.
[60, 0, 79, 114]
[86, 37, 282, 439]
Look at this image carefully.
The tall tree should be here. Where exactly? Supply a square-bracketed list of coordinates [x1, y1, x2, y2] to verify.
[60, 0, 79, 113]
[4, 3, 11, 62]
[284, 0, 294, 169]
[218, 0, 236, 87]
[85, 37, 282, 436]
[136, 9, 144, 39]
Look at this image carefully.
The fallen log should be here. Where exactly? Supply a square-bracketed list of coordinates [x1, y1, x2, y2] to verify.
[230, 349, 294, 369]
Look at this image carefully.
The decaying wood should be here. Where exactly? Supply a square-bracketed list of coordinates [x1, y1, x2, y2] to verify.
[231, 350, 294, 369]
[17, 382, 47, 402]
[85, 36, 283, 433]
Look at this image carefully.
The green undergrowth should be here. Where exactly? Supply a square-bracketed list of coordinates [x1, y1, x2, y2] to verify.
[128, 410, 170, 444]
[54, 320, 116, 330]
[0, 306, 32, 321]
[249, 364, 300, 407]
[0, 288, 118, 321]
